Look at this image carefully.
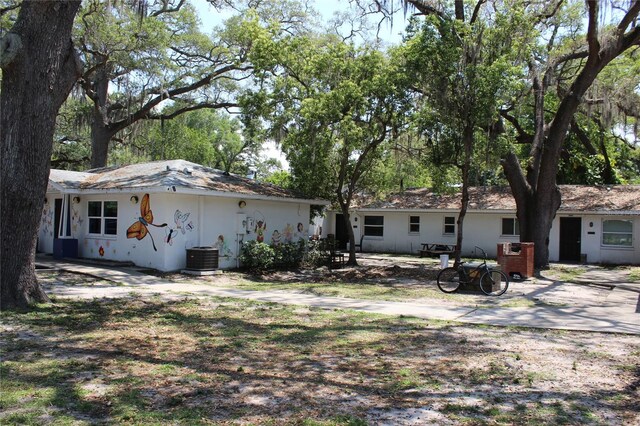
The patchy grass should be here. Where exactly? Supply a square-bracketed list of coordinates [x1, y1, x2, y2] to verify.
[2, 296, 639, 425]
[628, 267, 640, 282]
[548, 265, 588, 283]
[220, 278, 473, 302]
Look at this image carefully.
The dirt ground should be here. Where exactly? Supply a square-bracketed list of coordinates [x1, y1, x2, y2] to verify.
[2, 257, 638, 425]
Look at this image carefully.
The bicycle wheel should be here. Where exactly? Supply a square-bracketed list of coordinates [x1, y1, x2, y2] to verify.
[437, 267, 461, 293]
[480, 270, 509, 296]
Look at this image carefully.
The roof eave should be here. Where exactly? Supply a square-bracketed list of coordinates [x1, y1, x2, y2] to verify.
[46, 185, 329, 205]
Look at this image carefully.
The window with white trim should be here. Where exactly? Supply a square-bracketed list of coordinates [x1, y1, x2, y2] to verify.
[602, 219, 632, 247]
[364, 215, 384, 237]
[501, 218, 520, 236]
[88, 201, 118, 236]
[409, 216, 420, 234]
[443, 216, 455, 235]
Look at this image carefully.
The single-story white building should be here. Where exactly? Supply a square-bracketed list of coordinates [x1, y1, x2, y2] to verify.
[322, 186, 640, 265]
[39, 160, 327, 271]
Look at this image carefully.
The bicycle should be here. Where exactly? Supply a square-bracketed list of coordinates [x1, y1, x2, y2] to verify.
[436, 246, 509, 296]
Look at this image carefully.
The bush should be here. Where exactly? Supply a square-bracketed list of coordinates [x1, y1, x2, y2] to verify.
[301, 239, 328, 268]
[239, 239, 309, 272]
[274, 239, 306, 267]
[238, 240, 275, 272]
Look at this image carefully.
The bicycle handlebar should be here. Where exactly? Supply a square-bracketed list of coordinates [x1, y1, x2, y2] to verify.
[474, 246, 488, 259]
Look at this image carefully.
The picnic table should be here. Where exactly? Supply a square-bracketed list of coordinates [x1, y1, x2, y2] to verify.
[420, 243, 457, 258]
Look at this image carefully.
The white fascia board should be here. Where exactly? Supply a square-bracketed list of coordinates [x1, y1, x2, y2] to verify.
[558, 210, 640, 216]
[349, 208, 640, 216]
[348, 208, 517, 214]
[55, 185, 330, 205]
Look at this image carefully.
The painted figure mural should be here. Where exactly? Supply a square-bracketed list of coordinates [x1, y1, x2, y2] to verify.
[283, 223, 294, 243]
[271, 230, 282, 246]
[214, 235, 233, 259]
[255, 220, 266, 243]
[295, 222, 307, 241]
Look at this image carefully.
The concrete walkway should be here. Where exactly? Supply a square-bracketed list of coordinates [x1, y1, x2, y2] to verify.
[36, 257, 640, 335]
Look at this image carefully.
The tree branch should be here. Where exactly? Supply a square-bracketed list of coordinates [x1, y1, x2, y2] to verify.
[570, 119, 597, 155]
[150, 0, 187, 17]
[147, 101, 237, 120]
[469, 0, 486, 24]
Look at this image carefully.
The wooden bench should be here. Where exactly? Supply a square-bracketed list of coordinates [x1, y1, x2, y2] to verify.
[420, 243, 457, 258]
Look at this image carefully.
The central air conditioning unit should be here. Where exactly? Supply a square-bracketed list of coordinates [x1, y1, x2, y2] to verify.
[183, 247, 219, 275]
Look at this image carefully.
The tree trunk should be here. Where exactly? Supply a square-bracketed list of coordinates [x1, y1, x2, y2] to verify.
[340, 207, 358, 266]
[0, 1, 81, 309]
[90, 122, 114, 168]
[89, 65, 114, 168]
[454, 124, 473, 266]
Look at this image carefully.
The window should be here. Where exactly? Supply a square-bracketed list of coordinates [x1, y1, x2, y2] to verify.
[602, 219, 633, 247]
[364, 215, 384, 237]
[409, 216, 420, 233]
[443, 216, 455, 235]
[88, 201, 118, 236]
[501, 218, 520, 236]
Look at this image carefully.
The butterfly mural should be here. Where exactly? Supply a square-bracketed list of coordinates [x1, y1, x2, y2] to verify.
[127, 194, 167, 251]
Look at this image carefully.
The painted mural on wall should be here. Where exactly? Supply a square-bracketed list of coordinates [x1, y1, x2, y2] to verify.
[295, 222, 307, 241]
[174, 210, 193, 234]
[164, 209, 195, 247]
[271, 230, 282, 246]
[71, 207, 84, 235]
[164, 228, 176, 246]
[283, 223, 294, 243]
[40, 201, 53, 237]
[85, 238, 116, 256]
[255, 218, 267, 242]
[126, 194, 196, 253]
[126, 194, 167, 251]
[214, 235, 233, 259]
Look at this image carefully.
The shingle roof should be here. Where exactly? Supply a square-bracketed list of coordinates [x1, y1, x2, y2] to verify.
[48, 160, 318, 201]
[353, 185, 640, 213]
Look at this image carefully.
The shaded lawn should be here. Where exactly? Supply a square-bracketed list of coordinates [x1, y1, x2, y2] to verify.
[2, 296, 639, 425]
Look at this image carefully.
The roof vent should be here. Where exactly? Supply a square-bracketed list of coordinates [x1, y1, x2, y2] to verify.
[166, 165, 171, 171]
[183, 167, 192, 175]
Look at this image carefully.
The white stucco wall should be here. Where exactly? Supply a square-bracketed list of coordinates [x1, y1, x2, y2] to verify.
[40, 191, 314, 271]
[329, 210, 518, 258]
[325, 210, 639, 265]
[550, 214, 639, 264]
